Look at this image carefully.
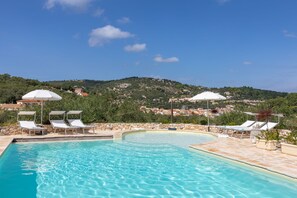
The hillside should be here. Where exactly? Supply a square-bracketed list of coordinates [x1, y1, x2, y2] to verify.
[0, 74, 288, 107]
[1, 74, 295, 127]
[48, 77, 288, 108]
[0, 74, 46, 103]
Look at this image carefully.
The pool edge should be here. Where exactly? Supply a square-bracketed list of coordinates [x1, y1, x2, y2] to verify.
[189, 145, 297, 182]
[0, 134, 114, 157]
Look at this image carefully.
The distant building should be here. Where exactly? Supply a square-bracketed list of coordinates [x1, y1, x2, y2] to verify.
[16, 99, 41, 105]
[81, 92, 89, 97]
[74, 87, 89, 97]
[117, 83, 131, 89]
[0, 104, 24, 111]
[140, 106, 233, 117]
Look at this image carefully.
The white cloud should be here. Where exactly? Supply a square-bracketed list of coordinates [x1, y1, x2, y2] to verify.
[243, 61, 252, 65]
[124, 43, 146, 52]
[44, 0, 92, 10]
[217, 0, 231, 5]
[88, 25, 133, 47]
[154, 55, 179, 63]
[117, 17, 131, 24]
[283, 30, 297, 38]
[150, 75, 163, 79]
[93, 7, 104, 17]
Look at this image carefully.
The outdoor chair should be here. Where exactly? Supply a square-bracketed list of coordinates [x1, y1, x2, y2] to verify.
[67, 111, 95, 134]
[226, 121, 266, 139]
[218, 120, 255, 130]
[249, 122, 279, 140]
[49, 111, 78, 135]
[19, 121, 45, 135]
[17, 111, 46, 135]
[217, 120, 256, 137]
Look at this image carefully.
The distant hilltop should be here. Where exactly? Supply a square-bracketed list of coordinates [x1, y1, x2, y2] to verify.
[0, 74, 288, 108]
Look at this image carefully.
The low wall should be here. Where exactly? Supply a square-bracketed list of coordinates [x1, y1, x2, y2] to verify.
[0, 123, 291, 136]
[0, 124, 53, 135]
[0, 123, 213, 135]
[93, 123, 214, 132]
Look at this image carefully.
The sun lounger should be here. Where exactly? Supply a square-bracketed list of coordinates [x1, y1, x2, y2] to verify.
[66, 111, 95, 134]
[50, 120, 78, 135]
[249, 122, 279, 140]
[17, 111, 45, 135]
[67, 119, 95, 133]
[217, 120, 256, 137]
[228, 121, 266, 138]
[49, 111, 78, 135]
[218, 120, 255, 130]
[259, 122, 278, 131]
[19, 121, 45, 135]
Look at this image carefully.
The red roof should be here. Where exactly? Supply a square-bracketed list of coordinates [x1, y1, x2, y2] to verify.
[0, 104, 23, 109]
[17, 99, 41, 103]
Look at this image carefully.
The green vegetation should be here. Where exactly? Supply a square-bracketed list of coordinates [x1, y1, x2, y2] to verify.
[48, 77, 287, 108]
[284, 131, 297, 145]
[257, 130, 280, 141]
[0, 74, 44, 103]
[0, 74, 296, 129]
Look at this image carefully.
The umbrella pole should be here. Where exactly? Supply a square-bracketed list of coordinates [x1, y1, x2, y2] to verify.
[207, 100, 210, 131]
[171, 99, 173, 124]
[41, 101, 43, 125]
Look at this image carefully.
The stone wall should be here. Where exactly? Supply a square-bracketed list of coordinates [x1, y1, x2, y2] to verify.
[0, 122, 290, 136]
[0, 124, 20, 135]
[0, 123, 213, 135]
[93, 123, 218, 132]
[0, 124, 53, 135]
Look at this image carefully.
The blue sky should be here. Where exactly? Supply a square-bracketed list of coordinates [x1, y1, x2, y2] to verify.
[1, 0, 297, 92]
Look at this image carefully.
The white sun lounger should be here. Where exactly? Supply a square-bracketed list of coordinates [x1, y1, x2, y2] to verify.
[259, 122, 279, 131]
[17, 111, 46, 135]
[228, 121, 266, 138]
[19, 121, 45, 135]
[230, 121, 265, 130]
[49, 111, 78, 135]
[217, 120, 256, 137]
[218, 120, 255, 130]
[50, 120, 78, 135]
[66, 111, 95, 134]
[67, 119, 95, 133]
[249, 122, 279, 140]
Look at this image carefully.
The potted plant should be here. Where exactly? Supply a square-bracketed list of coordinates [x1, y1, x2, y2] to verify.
[256, 130, 280, 150]
[281, 131, 297, 156]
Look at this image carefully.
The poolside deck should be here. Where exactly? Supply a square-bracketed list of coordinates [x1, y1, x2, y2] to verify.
[190, 137, 297, 179]
[0, 136, 14, 156]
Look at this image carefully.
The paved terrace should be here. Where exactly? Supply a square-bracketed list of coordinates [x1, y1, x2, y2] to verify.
[190, 137, 297, 179]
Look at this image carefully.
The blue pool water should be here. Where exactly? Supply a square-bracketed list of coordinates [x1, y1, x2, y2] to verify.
[0, 132, 297, 197]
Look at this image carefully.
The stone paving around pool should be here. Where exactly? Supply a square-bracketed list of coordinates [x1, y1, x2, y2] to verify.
[0, 136, 14, 156]
[190, 137, 297, 179]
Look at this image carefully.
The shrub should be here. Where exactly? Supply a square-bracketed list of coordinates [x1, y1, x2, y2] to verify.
[284, 131, 297, 145]
[257, 130, 280, 142]
[200, 120, 207, 125]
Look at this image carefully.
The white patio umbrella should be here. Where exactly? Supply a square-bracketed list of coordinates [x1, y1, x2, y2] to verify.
[190, 91, 226, 129]
[22, 89, 62, 124]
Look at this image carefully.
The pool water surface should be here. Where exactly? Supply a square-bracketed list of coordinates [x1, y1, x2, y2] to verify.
[0, 132, 297, 197]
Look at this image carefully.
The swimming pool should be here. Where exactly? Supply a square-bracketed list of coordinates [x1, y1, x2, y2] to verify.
[0, 131, 297, 197]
